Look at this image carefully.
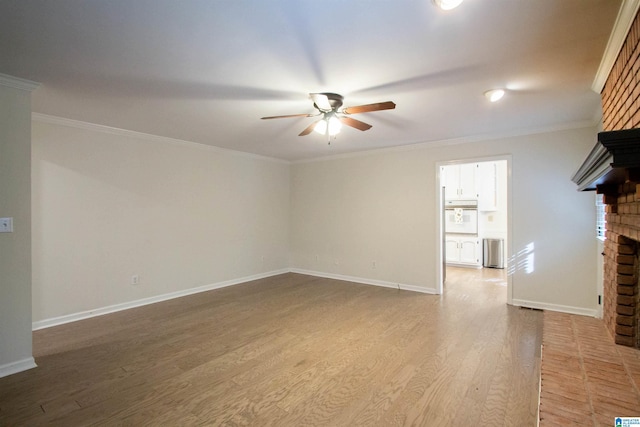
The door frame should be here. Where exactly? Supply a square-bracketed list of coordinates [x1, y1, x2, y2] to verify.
[435, 154, 513, 304]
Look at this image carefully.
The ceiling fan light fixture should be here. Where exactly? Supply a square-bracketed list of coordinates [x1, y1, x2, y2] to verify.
[432, 0, 463, 10]
[484, 89, 505, 103]
[314, 115, 342, 136]
[328, 116, 342, 135]
[313, 119, 327, 135]
[263, 92, 393, 138]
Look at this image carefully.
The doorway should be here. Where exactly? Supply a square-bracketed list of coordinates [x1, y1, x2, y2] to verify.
[436, 156, 512, 304]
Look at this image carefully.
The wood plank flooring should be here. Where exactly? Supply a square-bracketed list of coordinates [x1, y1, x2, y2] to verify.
[539, 311, 640, 426]
[0, 268, 542, 426]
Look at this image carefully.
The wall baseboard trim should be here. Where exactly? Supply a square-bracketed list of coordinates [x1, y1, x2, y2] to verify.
[511, 299, 597, 317]
[289, 268, 437, 294]
[32, 269, 290, 331]
[0, 357, 37, 379]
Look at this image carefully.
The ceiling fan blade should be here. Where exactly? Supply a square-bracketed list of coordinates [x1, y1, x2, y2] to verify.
[261, 113, 315, 120]
[339, 116, 372, 131]
[299, 120, 320, 136]
[310, 93, 332, 112]
[342, 101, 396, 115]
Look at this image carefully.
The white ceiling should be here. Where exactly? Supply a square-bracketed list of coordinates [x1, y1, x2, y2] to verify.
[0, 0, 622, 161]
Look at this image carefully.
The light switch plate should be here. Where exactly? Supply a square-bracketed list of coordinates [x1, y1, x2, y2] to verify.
[0, 217, 14, 233]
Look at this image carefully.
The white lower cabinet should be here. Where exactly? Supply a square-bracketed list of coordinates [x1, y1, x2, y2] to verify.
[445, 234, 481, 267]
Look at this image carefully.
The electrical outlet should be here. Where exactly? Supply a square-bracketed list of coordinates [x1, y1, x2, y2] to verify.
[0, 217, 13, 233]
[131, 275, 140, 285]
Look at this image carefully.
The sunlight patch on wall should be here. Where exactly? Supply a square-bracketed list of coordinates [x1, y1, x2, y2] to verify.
[508, 242, 535, 275]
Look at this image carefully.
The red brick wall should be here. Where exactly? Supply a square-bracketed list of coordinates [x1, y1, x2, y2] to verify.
[601, 184, 640, 346]
[602, 11, 640, 132]
[600, 10, 640, 347]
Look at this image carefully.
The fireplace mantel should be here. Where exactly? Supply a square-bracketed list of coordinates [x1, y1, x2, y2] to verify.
[572, 128, 640, 191]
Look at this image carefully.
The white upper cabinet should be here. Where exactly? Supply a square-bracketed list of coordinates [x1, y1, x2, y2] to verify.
[458, 163, 478, 199]
[443, 163, 477, 200]
[477, 162, 498, 211]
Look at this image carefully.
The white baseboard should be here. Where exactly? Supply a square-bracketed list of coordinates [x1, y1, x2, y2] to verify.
[289, 268, 437, 294]
[0, 357, 37, 379]
[511, 299, 597, 317]
[32, 269, 290, 331]
[445, 263, 482, 269]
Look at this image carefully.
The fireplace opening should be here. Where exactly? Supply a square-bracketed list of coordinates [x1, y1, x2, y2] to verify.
[610, 238, 640, 348]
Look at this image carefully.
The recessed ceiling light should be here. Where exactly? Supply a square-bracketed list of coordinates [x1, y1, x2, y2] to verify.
[484, 89, 505, 102]
[432, 0, 464, 10]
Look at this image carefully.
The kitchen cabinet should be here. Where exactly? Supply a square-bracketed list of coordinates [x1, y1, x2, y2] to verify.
[477, 161, 497, 211]
[443, 163, 478, 200]
[445, 234, 481, 267]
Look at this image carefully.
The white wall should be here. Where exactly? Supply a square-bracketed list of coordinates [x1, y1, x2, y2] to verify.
[291, 151, 434, 291]
[32, 117, 290, 324]
[0, 77, 37, 377]
[30, 118, 600, 328]
[291, 126, 599, 314]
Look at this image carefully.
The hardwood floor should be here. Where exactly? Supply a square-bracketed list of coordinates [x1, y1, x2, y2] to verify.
[0, 268, 542, 426]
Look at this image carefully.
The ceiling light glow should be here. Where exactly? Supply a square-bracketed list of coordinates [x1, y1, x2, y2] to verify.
[314, 115, 342, 136]
[328, 116, 342, 135]
[485, 89, 505, 102]
[432, 0, 464, 10]
[314, 120, 327, 135]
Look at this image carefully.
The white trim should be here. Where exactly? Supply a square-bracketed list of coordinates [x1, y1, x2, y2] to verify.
[592, 0, 640, 93]
[596, 238, 605, 319]
[444, 263, 482, 269]
[0, 357, 37, 379]
[31, 113, 289, 165]
[292, 120, 596, 164]
[511, 299, 597, 317]
[0, 73, 40, 91]
[289, 268, 436, 294]
[32, 269, 289, 330]
[536, 344, 542, 427]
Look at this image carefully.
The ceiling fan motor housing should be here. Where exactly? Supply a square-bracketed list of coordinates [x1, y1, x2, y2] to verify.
[314, 92, 344, 111]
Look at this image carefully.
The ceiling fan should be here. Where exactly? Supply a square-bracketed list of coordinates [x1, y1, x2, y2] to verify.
[261, 93, 396, 139]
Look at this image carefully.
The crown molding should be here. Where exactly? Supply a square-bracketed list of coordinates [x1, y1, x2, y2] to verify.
[592, 0, 640, 93]
[32, 113, 289, 164]
[0, 73, 40, 92]
[292, 119, 597, 164]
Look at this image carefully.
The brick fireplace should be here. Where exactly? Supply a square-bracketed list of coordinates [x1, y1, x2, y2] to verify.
[573, 129, 640, 347]
[572, 8, 640, 348]
[601, 179, 640, 347]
